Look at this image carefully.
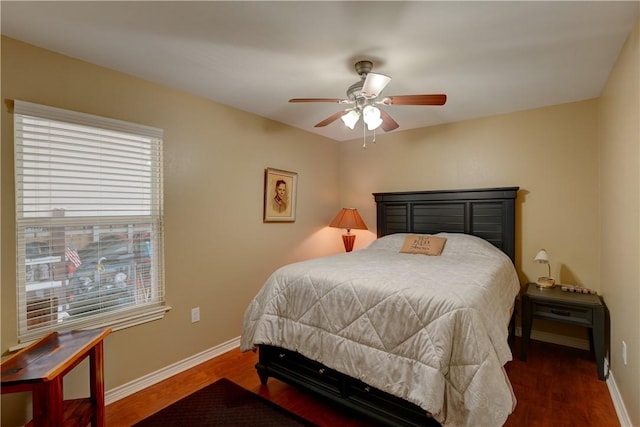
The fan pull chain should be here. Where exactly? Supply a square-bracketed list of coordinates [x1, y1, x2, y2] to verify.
[362, 123, 367, 148]
[362, 126, 379, 148]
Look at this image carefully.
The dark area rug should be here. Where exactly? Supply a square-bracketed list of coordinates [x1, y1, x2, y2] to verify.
[133, 377, 316, 426]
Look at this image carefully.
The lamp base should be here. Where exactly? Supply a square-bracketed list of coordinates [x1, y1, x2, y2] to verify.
[536, 277, 555, 288]
[342, 234, 356, 252]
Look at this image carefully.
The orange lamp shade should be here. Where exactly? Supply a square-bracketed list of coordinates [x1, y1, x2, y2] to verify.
[329, 208, 368, 252]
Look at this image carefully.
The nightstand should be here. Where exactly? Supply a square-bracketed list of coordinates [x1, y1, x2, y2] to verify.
[520, 283, 608, 380]
[1, 328, 111, 426]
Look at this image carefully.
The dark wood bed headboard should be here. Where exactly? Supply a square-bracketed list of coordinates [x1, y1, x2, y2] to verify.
[373, 187, 519, 263]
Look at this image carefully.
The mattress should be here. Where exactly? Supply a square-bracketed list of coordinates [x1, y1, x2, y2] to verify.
[241, 233, 520, 426]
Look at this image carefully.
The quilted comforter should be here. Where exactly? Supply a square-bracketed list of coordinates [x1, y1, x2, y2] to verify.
[241, 233, 520, 426]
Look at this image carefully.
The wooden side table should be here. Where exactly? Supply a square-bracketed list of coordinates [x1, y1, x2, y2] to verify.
[520, 283, 608, 380]
[1, 327, 111, 427]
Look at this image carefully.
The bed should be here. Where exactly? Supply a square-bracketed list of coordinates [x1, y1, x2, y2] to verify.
[241, 187, 520, 426]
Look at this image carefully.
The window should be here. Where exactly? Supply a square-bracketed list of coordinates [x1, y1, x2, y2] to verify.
[14, 100, 165, 342]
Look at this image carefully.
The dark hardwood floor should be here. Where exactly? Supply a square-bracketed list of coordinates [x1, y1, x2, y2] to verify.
[106, 338, 619, 426]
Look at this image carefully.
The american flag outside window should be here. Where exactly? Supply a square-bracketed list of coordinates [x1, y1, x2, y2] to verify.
[65, 246, 81, 268]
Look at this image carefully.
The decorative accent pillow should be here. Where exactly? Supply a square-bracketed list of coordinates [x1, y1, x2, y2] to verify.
[400, 234, 447, 256]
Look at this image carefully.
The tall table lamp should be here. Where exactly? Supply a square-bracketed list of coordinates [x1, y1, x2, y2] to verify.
[329, 208, 368, 252]
[534, 248, 555, 288]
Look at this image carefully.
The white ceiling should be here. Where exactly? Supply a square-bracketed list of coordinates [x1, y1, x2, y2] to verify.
[2, 1, 638, 141]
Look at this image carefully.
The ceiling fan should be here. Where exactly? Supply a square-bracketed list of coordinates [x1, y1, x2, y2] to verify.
[289, 60, 447, 133]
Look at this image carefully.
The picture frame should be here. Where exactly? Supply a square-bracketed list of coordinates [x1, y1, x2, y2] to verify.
[263, 168, 297, 222]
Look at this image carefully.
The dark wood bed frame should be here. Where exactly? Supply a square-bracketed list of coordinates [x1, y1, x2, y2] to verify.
[255, 187, 519, 426]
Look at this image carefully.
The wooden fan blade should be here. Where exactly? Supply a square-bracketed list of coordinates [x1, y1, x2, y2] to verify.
[379, 109, 399, 132]
[289, 98, 344, 103]
[314, 110, 349, 128]
[384, 94, 447, 106]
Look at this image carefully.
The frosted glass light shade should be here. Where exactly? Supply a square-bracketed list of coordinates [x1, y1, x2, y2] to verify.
[362, 105, 382, 130]
[341, 110, 360, 129]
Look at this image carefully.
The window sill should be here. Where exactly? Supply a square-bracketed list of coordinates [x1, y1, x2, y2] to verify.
[10, 305, 172, 353]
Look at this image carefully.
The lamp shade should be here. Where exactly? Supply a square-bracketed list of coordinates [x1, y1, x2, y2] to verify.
[534, 248, 554, 287]
[329, 208, 368, 232]
[341, 110, 360, 129]
[534, 249, 549, 263]
[329, 208, 367, 252]
[362, 105, 383, 130]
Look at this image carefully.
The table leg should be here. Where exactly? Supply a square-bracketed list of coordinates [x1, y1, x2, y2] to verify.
[520, 294, 532, 361]
[89, 341, 106, 427]
[33, 377, 63, 427]
[592, 306, 606, 380]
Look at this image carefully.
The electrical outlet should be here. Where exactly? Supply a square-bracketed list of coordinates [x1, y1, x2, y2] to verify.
[622, 340, 627, 365]
[191, 307, 200, 323]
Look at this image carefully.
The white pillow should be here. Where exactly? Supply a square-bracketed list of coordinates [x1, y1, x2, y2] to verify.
[366, 233, 412, 251]
[368, 232, 506, 259]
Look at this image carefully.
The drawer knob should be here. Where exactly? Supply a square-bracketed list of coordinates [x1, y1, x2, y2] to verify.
[318, 368, 325, 374]
[364, 386, 371, 392]
[278, 353, 286, 359]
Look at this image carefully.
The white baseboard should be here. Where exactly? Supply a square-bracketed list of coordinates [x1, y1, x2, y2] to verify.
[515, 328, 631, 426]
[606, 367, 633, 427]
[105, 336, 241, 405]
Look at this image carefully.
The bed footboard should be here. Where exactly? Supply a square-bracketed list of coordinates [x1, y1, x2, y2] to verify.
[256, 344, 441, 427]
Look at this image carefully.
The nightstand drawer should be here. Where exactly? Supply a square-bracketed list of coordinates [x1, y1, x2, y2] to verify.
[532, 301, 592, 326]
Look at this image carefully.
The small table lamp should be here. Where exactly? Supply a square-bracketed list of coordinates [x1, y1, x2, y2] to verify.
[329, 208, 368, 252]
[534, 249, 555, 288]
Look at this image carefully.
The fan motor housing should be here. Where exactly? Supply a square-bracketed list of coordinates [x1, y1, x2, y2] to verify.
[354, 60, 373, 76]
[346, 80, 364, 101]
[347, 60, 376, 101]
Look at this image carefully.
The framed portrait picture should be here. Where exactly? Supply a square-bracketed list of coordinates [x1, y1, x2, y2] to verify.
[264, 168, 297, 222]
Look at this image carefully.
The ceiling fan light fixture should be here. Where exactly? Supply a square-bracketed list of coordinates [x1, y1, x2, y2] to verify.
[361, 72, 392, 98]
[363, 105, 382, 130]
[289, 60, 447, 135]
[341, 110, 360, 129]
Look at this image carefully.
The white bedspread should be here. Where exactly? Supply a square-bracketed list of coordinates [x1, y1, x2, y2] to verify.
[241, 233, 520, 426]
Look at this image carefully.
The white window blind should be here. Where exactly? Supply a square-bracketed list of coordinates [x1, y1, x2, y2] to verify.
[14, 100, 166, 342]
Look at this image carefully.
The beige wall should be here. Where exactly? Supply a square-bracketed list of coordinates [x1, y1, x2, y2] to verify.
[0, 37, 342, 426]
[2, 18, 639, 425]
[598, 16, 640, 426]
[337, 17, 640, 424]
[339, 100, 600, 290]
[337, 98, 603, 342]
